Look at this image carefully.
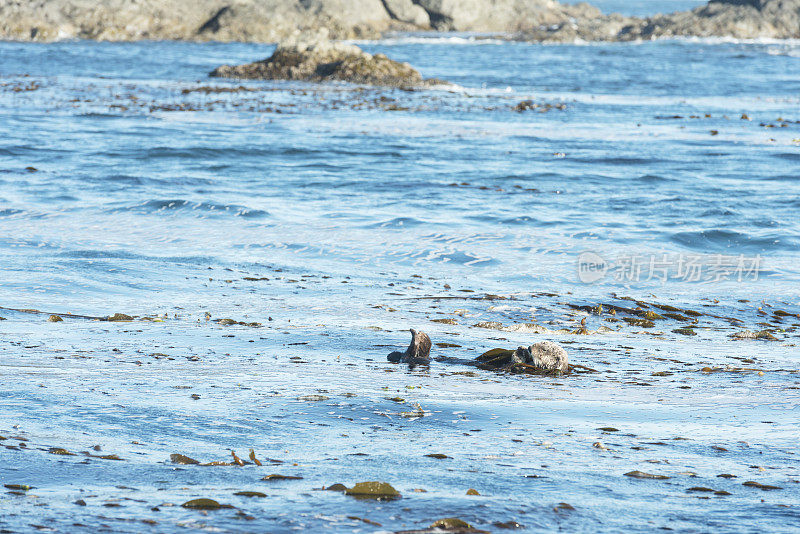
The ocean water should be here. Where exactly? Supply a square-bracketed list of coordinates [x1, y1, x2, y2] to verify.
[1, 16, 799, 534]
[576, 0, 707, 16]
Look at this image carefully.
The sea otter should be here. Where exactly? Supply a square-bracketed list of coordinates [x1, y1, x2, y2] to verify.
[474, 340, 569, 374]
[510, 341, 569, 373]
[387, 329, 432, 365]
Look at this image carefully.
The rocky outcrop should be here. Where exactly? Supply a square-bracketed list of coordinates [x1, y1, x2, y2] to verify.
[633, 0, 800, 40]
[0, 0, 796, 42]
[382, 0, 430, 27]
[0, 0, 395, 42]
[211, 31, 437, 87]
[519, 0, 800, 41]
[0, 0, 629, 42]
[416, 0, 602, 32]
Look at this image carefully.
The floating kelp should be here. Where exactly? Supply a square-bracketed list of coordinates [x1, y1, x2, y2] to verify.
[248, 449, 262, 466]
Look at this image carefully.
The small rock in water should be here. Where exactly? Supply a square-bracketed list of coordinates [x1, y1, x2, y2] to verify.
[234, 491, 266, 498]
[426, 517, 489, 532]
[181, 498, 232, 510]
[730, 330, 777, 341]
[466, 488, 480, 495]
[431, 518, 473, 529]
[211, 30, 439, 88]
[47, 315, 63, 322]
[493, 521, 523, 529]
[106, 313, 134, 322]
[345, 481, 401, 500]
[47, 447, 75, 456]
[624, 470, 670, 480]
[743, 481, 782, 491]
[387, 329, 431, 364]
[262, 474, 303, 481]
[170, 453, 200, 465]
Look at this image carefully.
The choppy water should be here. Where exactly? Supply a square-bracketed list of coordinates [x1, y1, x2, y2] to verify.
[1, 12, 799, 534]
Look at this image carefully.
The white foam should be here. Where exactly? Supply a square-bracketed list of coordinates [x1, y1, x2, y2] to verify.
[346, 34, 510, 46]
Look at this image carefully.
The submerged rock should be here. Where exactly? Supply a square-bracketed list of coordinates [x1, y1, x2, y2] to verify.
[211, 31, 437, 88]
[387, 329, 432, 364]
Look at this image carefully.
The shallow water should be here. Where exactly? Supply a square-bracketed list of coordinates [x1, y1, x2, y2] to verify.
[1, 13, 799, 534]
